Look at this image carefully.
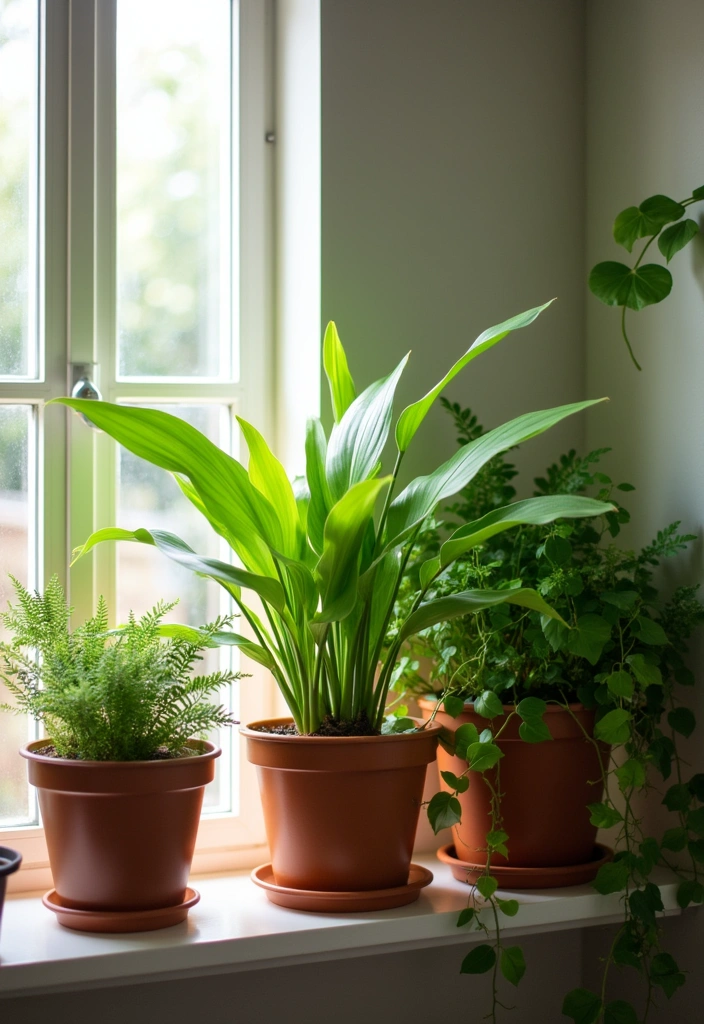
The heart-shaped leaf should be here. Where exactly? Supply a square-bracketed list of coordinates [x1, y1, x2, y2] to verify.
[658, 219, 698, 262]
[589, 261, 672, 310]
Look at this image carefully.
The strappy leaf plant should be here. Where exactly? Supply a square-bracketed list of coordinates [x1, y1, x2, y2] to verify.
[55, 303, 613, 735]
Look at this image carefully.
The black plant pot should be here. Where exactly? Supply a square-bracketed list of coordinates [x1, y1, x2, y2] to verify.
[0, 846, 22, 946]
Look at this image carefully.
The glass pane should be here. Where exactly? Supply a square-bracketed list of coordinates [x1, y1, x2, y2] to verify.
[0, 405, 36, 825]
[116, 0, 234, 379]
[0, 0, 39, 378]
[117, 406, 235, 812]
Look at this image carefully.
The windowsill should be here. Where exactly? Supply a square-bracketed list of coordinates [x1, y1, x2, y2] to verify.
[0, 856, 683, 998]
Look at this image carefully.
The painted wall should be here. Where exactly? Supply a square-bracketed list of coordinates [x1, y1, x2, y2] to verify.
[321, 0, 588, 492]
[585, 0, 704, 1018]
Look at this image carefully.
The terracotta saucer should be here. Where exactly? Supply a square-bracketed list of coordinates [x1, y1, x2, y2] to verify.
[251, 863, 433, 913]
[42, 887, 200, 933]
[437, 843, 613, 889]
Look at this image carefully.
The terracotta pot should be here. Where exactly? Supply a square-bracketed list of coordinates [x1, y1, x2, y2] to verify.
[21, 739, 219, 911]
[0, 846, 22, 943]
[419, 698, 607, 868]
[242, 718, 441, 891]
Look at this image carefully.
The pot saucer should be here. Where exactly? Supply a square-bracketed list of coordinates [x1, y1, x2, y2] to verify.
[42, 887, 200, 933]
[438, 843, 613, 889]
[251, 863, 433, 912]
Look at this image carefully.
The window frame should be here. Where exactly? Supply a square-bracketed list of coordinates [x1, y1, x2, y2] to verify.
[2, 0, 280, 891]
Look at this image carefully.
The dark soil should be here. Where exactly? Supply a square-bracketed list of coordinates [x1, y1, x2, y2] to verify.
[35, 744, 192, 761]
[252, 712, 380, 738]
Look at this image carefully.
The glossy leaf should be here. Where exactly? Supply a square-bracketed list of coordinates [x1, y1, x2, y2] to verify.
[593, 860, 628, 894]
[460, 944, 496, 975]
[606, 670, 635, 699]
[305, 418, 333, 556]
[441, 770, 469, 793]
[395, 301, 553, 452]
[237, 416, 300, 558]
[516, 696, 547, 720]
[323, 321, 356, 422]
[594, 708, 631, 744]
[443, 694, 466, 717]
[427, 791, 462, 833]
[658, 219, 698, 262]
[500, 945, 526, 985]
[467, 741, 503, 772]
[474, 689, 504, 719]
[588, 261, 673, 310]
[454, 722, 480, 758]
[398, 587, 566, 643]
[457, 907, 476, 927]
[519, 718, 552, 743]
[476, 875, 498, 899]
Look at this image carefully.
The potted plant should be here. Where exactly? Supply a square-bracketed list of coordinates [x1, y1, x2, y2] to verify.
[394, 400, 704, 1021]
[0, 846, 21, 944]
[55, 303, 613, 911]
[0, 577, 239, 933]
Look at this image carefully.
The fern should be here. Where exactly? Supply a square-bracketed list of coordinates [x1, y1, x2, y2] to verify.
[0, 576, 241, 761]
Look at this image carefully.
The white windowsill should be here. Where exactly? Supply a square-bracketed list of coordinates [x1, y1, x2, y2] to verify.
[0, 856, 683, 999]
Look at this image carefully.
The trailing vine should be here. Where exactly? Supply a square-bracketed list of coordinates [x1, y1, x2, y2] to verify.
[589, 184, 704, 370]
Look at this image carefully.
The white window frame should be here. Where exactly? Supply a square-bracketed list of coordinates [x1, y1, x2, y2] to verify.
[1, 0, 297, 893]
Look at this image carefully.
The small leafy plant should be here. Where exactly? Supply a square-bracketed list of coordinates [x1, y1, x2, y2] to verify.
[589, 184, 704, 370]
[52, 304, 612, 737]
[395, 401, 704, 1024]
[0, 576, 240, 761]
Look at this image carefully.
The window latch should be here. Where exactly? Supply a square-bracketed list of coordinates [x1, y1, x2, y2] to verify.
[69, 363, 102, 428]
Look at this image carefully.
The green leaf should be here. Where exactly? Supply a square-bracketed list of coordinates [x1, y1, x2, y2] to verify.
[567, 614, 612, 665]
[516, 696, 548, 720]
[457, 907, 476, 927]
[613, 206, 649, 252]
[562, 988, 602, 1024]
[660, 827, 687, 852]
[668, 706, 696, 738]
[326, 354, 408, 501]
[486, 829, 509, 855]
[500, 945, 526, 985]
[588, 803, 623, 829]
[460, 944, 496, 975]
[545, 534, 573, 564]
[314, 477, 391, 622]
[427, 791, 462, 833]
[634, 617, 668, 645]
[658, 219, 699, 262]
[454, 722, 480, 759]
[639, 194, 685, 228]
[443, 694, 466, 717]
[615, 758, 646, 792]
[650, 952, 685, 998]
[395, 301, 553, 452]
[662, 783, 691, 812]
[497, 898, 520, 918]
[304, 418, 333, 556]
[385, 399, 607, 550]
[593, 860, 628, 895]
[399, 587, 566, 644]
[594, 708, 631, 745]
[588, 261, 673, 310]
[606, 670, 635, 699]
[688, 773, 704, 800]
[476, 875, 498, 899]
[441, 770, 469, 793]
[323, 321, 356, 422]
[604, 1000, 638, 1024]
[438, 497, 612, 568]
[629, 883, 663, 927]
[677, 879, 704, 908]
[474, 690, 504, 719]
[236, 416, 301, 558]
[614, 196, 685, 251]
[467, 741, 503, 772]
[693, 185, 704, 200]
[626, 654, 662, 687]
[601, 590, 639, 610]
[542, 615, 569, 652]
[519, 718, 553, 744]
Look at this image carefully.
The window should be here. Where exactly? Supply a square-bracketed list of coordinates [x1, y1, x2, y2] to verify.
[0, 0, 276, 885]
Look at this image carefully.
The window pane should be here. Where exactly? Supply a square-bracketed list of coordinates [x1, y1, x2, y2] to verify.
[0, 404, 37, 825]
[0, 0, 38, 379]
[117, 405, 235, 812]
[116, 0, 234, 380]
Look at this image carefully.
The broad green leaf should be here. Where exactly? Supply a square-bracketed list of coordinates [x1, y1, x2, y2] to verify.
[323, 321, 356, 422]
[606, 670, 634, 699]
[385, 399, 606, 550]
[497, 898, 520, 918]
[460, 944, 496, 975]
[440, 770, 469, 793]
[601, 590, 639, 610]
[305, 418, 333, 556]
[639, 194, 685, 228]
[562, 988, 602, 1024]
[634, 616, 668, 645]
[662, 783, 691, 811]
[457, 907, 476, 927]
[594, 708, 631, 744]
[476, 875, 498, 899]
[660, 827, 687, 852]
[613, 195, 683, 252]
[395, 301, 553, 452]
[54, 399, 278, 576]
[545, 535, 572, 564]
[474, 690, 504, 719]
[315, 477, 391, 622]
[454, 722, 480, 758]
[677, 879, 704, 909]
[567, 614, 611, 665]
[500, 945, 526, 985]
[486, 829, 509, 853]
[604, 1000, 638, 1024]
[587, 802, 622, 829]
[467, 741, 503, 772]
[443, 694, 466, 717]
[237, 416, 301, 558]
[615, 758, 646, 792]
[427, 791, 462, 833]
[398, 587, 566, 643]
[650, 952, 685, 998]
[626, 654, 662, 687]
[693, 185, 704, 200]
[588, 261, 672, 310]
[72, 527, 286, 612]
[367, 551, 402, 655]
[516, 696, 547, 720]
[326, 354, 408, 501]
[613, 206, 647, 252]
[593, 860, 628, 895]
[668, 706, 695, 738]
[437, 496, 614, 568]
[658, 219, 698, 262]
[519, 718, 552, 743]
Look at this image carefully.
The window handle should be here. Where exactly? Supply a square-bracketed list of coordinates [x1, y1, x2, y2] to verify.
[69, 363, 103, 428]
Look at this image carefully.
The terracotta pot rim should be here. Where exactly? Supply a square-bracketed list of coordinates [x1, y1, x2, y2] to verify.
[20, 738, 220, 767]
[417, 696, 587, 714]
[241, 716, 442, 744]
